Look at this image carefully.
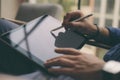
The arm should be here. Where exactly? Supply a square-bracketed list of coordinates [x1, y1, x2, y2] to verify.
[94, 27, 120, 46]
[45, 48, 120, 80]
[45, 48, 105, 80]
[62, 11, 119, 46]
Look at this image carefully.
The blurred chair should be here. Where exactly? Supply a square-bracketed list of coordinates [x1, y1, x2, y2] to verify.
[15, 3, 63, 22]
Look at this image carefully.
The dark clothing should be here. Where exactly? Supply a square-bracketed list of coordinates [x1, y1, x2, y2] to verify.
[0, 18, 120, 79]
[107, 27, 120, 45]
[104, 27, 120, 62]
[104, 44, 120, 61]
[103, 27, 120, 80]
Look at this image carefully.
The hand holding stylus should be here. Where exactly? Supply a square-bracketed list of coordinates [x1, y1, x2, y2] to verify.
[51, 14, 93, 31]
[62, 11, 98, 36]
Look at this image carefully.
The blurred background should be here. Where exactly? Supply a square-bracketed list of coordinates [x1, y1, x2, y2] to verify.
[0, 0, 120, 58]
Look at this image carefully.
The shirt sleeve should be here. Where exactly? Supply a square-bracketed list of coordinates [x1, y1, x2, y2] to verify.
[102, 60, 120, 80]
[107, 27, 120, 45]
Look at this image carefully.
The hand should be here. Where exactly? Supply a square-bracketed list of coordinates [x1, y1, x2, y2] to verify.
[45, 48, 105, 80]
[62, 10, 98, 36]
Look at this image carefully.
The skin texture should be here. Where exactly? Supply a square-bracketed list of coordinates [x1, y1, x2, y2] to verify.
[45, 48, 105, 80]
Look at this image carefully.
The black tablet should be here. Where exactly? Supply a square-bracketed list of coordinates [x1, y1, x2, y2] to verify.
[0, 15, 87, 70]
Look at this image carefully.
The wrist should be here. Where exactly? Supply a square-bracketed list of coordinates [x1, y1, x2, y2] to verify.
[87, 24, 100, 39]
[94, 26, 109, 39]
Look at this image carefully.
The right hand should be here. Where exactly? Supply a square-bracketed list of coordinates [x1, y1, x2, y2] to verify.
[62, 10, 98, 36]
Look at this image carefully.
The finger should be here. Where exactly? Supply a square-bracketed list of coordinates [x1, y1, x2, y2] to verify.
[45, 58, 75, 68]
[62, 15, 70, 30]
[69, 21, 90, 34]
[63, 11, 84, 30]
[48, 68, 73, 76]
[46, 55, 76, 62]
[55, 48, 80, 55]
[69, 22, 85, 30]
[66, 11, 84, 21]
[62, 13, 72, 27]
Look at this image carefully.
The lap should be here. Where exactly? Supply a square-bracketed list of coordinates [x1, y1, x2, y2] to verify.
[0, 18, 19, 35]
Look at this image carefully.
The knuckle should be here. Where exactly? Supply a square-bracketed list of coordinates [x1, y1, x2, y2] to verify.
[75, 56, 81, 60]
[72, 62, 76, 67]
[57, 58, 64, 63]
[74, 65, 81, 70]
[76, 10, 84, 16]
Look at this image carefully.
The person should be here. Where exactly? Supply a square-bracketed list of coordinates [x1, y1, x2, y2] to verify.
[0, 11, 120, 80]
[44, 10, 120, 80]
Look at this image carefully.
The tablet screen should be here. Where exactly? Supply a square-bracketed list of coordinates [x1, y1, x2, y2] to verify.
[0, 15, 87, 67]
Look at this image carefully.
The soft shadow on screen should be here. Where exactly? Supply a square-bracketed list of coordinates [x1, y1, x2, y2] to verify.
[12, 15, 48, 59]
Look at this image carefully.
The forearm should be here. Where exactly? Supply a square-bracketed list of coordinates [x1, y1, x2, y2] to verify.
[62, 11, 120, 46]
[94, 26, 120, 46]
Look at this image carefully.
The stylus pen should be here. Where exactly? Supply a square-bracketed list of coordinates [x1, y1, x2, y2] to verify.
[51, 13, 93, 31]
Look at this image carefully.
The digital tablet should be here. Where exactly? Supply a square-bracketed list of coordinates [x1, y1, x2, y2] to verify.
[0, 15, 87, 70]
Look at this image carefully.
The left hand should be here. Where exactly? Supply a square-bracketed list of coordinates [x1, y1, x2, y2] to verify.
[44, 48, 105, 80]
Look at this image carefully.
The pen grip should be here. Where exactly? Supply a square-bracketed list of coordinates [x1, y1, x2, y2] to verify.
[69, 16, 80, 22]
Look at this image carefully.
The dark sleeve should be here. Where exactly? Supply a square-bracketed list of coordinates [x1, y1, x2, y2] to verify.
[103, 72, 120, 80]
[0, 18, 19, 35]
[107, 27, 120, 46]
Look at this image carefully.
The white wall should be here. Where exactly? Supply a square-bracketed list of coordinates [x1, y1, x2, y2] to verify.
[0, 0, 21, 19]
